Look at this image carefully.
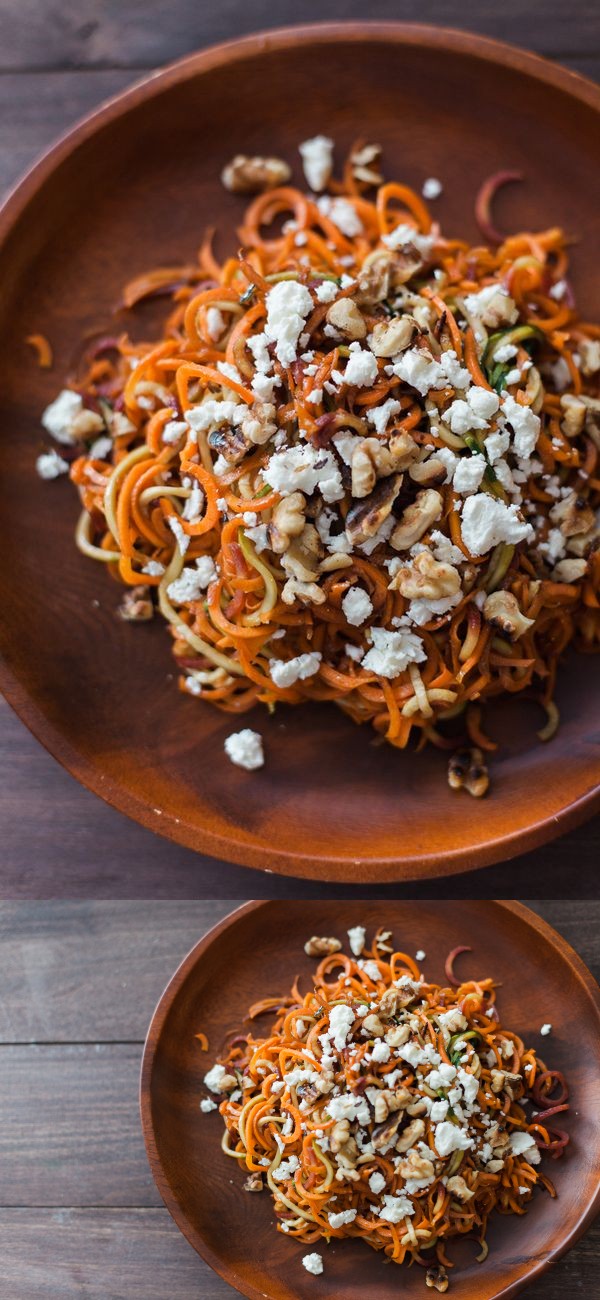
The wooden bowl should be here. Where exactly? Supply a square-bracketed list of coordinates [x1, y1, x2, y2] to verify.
[0, 25, 599, 883]
[141, 900, 600, 1299]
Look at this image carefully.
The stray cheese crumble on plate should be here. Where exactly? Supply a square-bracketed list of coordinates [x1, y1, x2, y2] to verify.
[38, 137, 600, 793]
[200, 927, 570, 1291]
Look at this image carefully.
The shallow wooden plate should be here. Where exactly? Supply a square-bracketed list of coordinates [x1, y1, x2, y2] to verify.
[141, 900, 600, 1299]
[0, 25, 599, 882]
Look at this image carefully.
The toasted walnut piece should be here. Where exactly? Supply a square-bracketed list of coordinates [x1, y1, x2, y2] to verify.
[350, 141, 384, 186]
[379, 986, 416, 1017]
[373, 1091, 392, 1123]
[387, 432, 421, 470]
[207, 424, 250, 464]
[390, 550, 461, 600]
[560, 393, 586, 438]
[351, 439, 379, 498]
[241, 401, 277, 446]
[217, 1072, 238, 1092]
[426, 1266, 449, 1293]
[389, 488, 443, 551]
[582, 395, 600, 449]
[330, 1120, 351, 1153]
[396, 1148, 435, 1182]
[565, 520, 600, 556]
[552, 557, 588, 582]
[578, 338, 600, 375]
[448, 746, 489, 799]
[281, 575, 326, 606]
[117, 585, 153, 622]
[112, 411, 136, 438]
[362, 1012, 385, 1036]
[243, 1172, 264, 1192]
[282, 536, 320, 582]
[447, 1175, 474, 1202]
[269, 492, 307, 554]
[354, 249, 395, 307]
[490, 1069, 506, 1094]
[395, 1117, 425, 1153]
[372, 1111, 404, 1150]
[406, 1097, 429, 1117]
[550, 490, 595, 537]
[221, 154, 291, 194]
[491, 1070, 523, 1099]
[326, 298, 367, 341]
[483, 590, 534, 641]
[304, 935, 342, 957]
[385, 1024, 411, 1048]
[368, 316, 416, 357]
[408, 454, 448, 487]
[319, 552, 353, 573]
[346, 474, 403, 544]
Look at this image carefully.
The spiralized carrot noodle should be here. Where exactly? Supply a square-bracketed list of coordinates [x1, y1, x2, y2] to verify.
[26, 332, 53, 368]
[37, 142, 600, 779]
[201, 930, 569, 1290]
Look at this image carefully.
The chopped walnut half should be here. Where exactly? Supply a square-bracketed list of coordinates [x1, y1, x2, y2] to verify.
[349, 141, 384, 187]
[368, 316, 416, 357]
[390, 551, 461, 600]
[396, 1148, 435, 1182]
[389, 488, 443, 551]
[221, 154, 291, 194]
[560, 393, 586, 439]
[483, 590, 534, 641]
[372, 1111, 404, 1150]
[304, 935, 342, 957]
[552, 557, 587, 582]
[448, 746, 489, 798]
[425, 1266, 449, 1293]
[329, 1119, 351, 1153]
[345, 474, 403, 544]
[578, 338, 600, 375]
[362, 1012, 385, 1036]
[550, 490, 595, 537]
[269, 492, 307, 554]
[117, 585, 153, 622]
[326, 299, 367, 340]
[379, 986, 416, 1016]
[395, 1117, 425, 1153]
[353, 250, 395, 307]
[241, 401, 277, 446]
[243, 1172, 264, 1192]
[408, 454, 448, 487]
[446, 1175, 474, 1202]
[207, 424, 250, 464]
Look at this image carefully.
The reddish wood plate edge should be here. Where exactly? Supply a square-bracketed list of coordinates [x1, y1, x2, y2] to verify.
[0, 22, 599, 882]
[139, 899, 600, 1300]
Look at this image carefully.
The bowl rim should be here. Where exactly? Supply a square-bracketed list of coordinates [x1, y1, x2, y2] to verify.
[0, 21, 599, 881]
[139, 898, 600, 1300]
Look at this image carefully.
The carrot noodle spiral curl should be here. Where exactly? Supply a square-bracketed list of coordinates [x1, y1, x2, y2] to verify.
[41, 146, 599, 763]
[201, 932, 569, 1289]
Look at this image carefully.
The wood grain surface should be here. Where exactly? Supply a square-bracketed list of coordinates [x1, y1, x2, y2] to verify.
[0, 900, 597, 1299]
[0, 0, 598, 897]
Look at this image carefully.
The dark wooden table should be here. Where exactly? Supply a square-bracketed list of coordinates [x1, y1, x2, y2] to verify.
[0, 0, 598, 898]
[0, 900, 597, 1298]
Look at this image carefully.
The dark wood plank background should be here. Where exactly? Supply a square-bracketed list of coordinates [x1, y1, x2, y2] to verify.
[0, 900, 597, 1298]
[0, 0, 598, 899]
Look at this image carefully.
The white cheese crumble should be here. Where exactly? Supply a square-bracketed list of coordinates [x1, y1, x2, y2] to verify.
[204, 1063, 227, 1093]
[509, 1131, 541, 1164]
[223, 728, 264, 771]
[379, 1193, 415, 1223]
[41, 389, 86, 444]
[167, 515, 190, 556]
[142, 560, 165, 577]
[36, 448, 70, 479]
[452, 455, 486, 495]
[434, 1121, 475, 1157]
[206, 306, 225, 340]
[265, 444, 343, 503]
[463, 284, 518, 330]
[382, 224, 434, 258]
[347, 925, 366, 956]
[502, 394, 541, 458]
[200, 1098, 217, 1113]
[302, 1252, 324, 1276]
[317, 195, 363, 238]
[343, 343, 379, 388]
[540, 1023, 552, 1036]
[368, 1171, 386, 1194]
[393, 347, 469, 397]
[162, 419, 189, 444]
[461, 495, 533, 556]
[166, 556, 217, 603]
[415, 949, 426, 961]
[362, 627, 427, 677]
[264, 279, 314, 366]
[328, 1208, 357, 1228]
[327, 1004, 356, 1052]
[299, 134, 334, 192]
[422, 177, 443, 200]
[366, 398, 402, 434]
[315, 279, 339, 303]
[186, 398, 242, 434]
[269, 651, 321, 689]
[341, 586, 373, 626]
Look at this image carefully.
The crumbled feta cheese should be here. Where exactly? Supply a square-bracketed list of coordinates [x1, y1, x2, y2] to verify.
[362, 627, 426, 678]
[369, 1171, 386, 1194]
[494, 343, 518, 363]
[453, 455, 486, 495]
[430, 1100, 449, 1123]
[200, 1098, 218, 1113]
[167, 515, 190, 555]
[415, 949, 426, 962]
[366, 398, 402, 435]
[272, 1154, 300, 1182]
[270, 651, 322, 689]
[549, 279, 567, 301]
[427, 1063, 457, 1090]
[422, 177, 443, 200]
[318, 195, 363, 238]
[206, 306, 225, 340]
[302, 1252, 324, 1275]
[332, 430, 363, 465]
[328, 1005, 357, 1053]
[299, 134, 334, 192]
[379, 1193, 415, 1223]
[167, 556, 216, 603]
[224, 728, 264, 771]
[407, 591, 462, 626]
[89, 434, 113, 460]
[509, 1131, 541, 1164]
[347, 925, 366, 956]
[393, 348, 443, 397]
[186, 398, 242, 434]
[382, 224, 434, 258]
[461, 495, 533, 556]
[540, 1023, 552, 1036]
[484, 429, 511, 463]
[36, 448, 70, 479]
[142, 560, 165, 577]
[342, 586, 373, 626]
[463, 284, 518, 330]
[204, 1063, 227, 1093]
[343, 344, 378, 388]
[434, 1121, 474, 1157]
[315, 279, 339, 303]
[429, 530, 464, 565]
[245, 524, 269, 552]
[345, 643, 364, 663]
[502, 394, 541, 458]
[328, 1208, 357, 1228]
[162, 419, 189, 444]
[264, 279, 314, 366]
[371, 1041, 390, 1063]
[265, 444, 343, 503]
[41, 389, 84, 443]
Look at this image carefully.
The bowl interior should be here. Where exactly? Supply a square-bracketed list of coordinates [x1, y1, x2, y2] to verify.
[142, 900, 600, 1300]
[0, 26, 599, 880]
